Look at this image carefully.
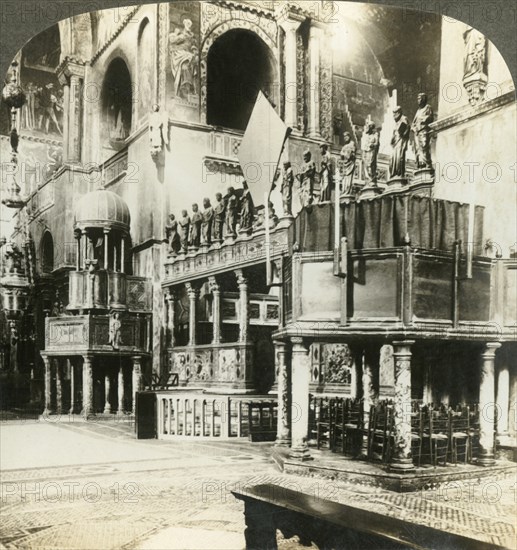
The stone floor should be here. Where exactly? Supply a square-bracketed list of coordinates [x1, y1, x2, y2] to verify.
[1, 420, 516, 549]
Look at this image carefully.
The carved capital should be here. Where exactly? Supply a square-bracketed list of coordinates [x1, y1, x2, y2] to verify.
[208, 275, 220, 293]
[185, 282, 200, 300]
[235, 269, 247, 288]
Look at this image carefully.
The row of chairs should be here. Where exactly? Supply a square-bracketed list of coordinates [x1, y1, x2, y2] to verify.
[310, 397, 481, 467]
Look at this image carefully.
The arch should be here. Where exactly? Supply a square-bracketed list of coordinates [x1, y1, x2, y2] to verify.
[40, 231, 54, 273]
[101, 57, 133, 150]
[204, 28, 278, 131]
[200, 20, 278, 125]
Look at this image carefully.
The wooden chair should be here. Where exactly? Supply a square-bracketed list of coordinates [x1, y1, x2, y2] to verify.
[343, 398, 363, 456]
[410, 405, 424, 467]
[316, 398, 333, 450]
[330, 398, 346, 454]
[449, 406, 470, 464]
[428, 406, 449, 466]
[368, 401, 394, 463]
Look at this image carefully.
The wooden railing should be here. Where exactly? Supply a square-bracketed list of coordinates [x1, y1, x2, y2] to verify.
[156, 391, 276, 440]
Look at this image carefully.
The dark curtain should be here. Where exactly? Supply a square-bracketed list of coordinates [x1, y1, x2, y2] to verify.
[288, 196, 483, 254]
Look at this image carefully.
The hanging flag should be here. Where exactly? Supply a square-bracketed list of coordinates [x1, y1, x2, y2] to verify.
[237, 91, 290, 206]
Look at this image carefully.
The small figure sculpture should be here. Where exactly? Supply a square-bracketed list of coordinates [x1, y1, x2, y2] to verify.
[239, 181, 254, 233]
[412, 93, 434, 170]
[178, 209, 191, 253]
[109, 311, 122, 349]
[298, 150, 316, 208]
[268, 201, 279, 228]
[339, 132, 356, 195]
[149, 104, 169, 160]
[463, 27, 487, 80]
[280, 160, 294, 216]
[189, 203, 202, 249]
[201, 198, 214, 245]
[225, 186, 238, 238]
[362, 121, 380, 185]
[164, 213, 180, 256]
[319, 143, 335, 202]
[389, 106, 410, 179]
[212, 192, 225, 242]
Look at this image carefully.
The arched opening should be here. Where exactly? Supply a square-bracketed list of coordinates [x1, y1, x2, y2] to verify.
[41, 231, 54, 273]
[207, 29, 277, 131]
[101, 58, 133, 150]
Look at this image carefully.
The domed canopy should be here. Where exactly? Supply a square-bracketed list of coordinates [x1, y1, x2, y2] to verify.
[74, 189, 130, 232]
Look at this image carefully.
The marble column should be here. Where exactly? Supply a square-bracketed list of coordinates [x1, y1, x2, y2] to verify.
[360, 348, 378, 458]
[69, 361, 75, 414]
[279, 17, 303, 131]
[132, 356, 142, 414]
[103, 229, 109, 270]
[82, 230, 88, 268]
[75, 232, 81, 271]
[289, 337, 312, 460]
[479, 342, 501, 465]
[390, 340, 415, 473]
[236, 270, 249, 343]
[55, 359, 62, 415]
[496, 363, 510, 437]
[275, 341, 291, 447]
[42, 355, 52, 416]
[81, 355, 94, 417]
[165, 289, 176, 347]
[117, 365, 125, 415]
[209, 276, 222, 345]
[307, 23, 323, 139]
[104, 375, 111, 414]
[57, 60, 84, 163]
[186, 283, 199, 346]
[120, 237, 125, 273]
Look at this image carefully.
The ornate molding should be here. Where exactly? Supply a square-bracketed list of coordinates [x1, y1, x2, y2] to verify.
[203, 156, 242, 176]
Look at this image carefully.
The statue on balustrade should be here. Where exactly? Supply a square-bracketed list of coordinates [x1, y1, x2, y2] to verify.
[212, 192, 225, 242]
[339, 132, 356, 195]
[319, 143, 335, 202]
[239, 181, 254, 233]
[280, 160, 294, 216]
[297, 150, 316, 208]
[201, 198, 214, 245]
[411, 93, 434, 170]
[225, 186, 238, 238]
[179, 210, 191, 253]
[149, 104, 169, 161]
[189, 203, 202, 249]
[165, 213, 181, 256]
[463, 27, 487, 79]
[109, 311, 122, 349]
[389, 106, 410, 179]
[362, 121, 380, 185]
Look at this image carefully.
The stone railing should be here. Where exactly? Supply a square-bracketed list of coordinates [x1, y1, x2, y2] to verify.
[163, 223, 290, 284]
[155, 390, 277, 439]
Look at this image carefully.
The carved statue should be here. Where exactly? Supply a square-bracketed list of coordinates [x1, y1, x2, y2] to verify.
[319, 143, 335, 202]
[280, 160, 294, 216]
[412, 93, 434, 170]
[212, 192, 225, 242]
[164, 213, 180, 256]
[178, 209, 191, 253]
[463, 27, 487, 80]
[339, 132, 356, 195]
[268, 201, 278, 228]
[189, 203, 202, 249]
[108, 311, 122, 349]
[362, 121, 380, 184]
[239, 181, 254, 233]
[389, 107, 410, 179]
[201, 198, 214, 245]
[149, 104, 169, 160]
[297, 150, 316, 208]
[168, 18, 199, 99]
[225, 186, 238, 238]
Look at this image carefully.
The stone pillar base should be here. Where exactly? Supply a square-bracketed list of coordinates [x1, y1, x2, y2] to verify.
[389, 458, 416, 473]
[477, 451, 496, 467]
[289, 444, 312, 461]
[275, 437, 291, 448]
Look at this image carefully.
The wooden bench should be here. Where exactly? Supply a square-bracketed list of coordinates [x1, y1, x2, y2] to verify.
[232, 483, 504, 550]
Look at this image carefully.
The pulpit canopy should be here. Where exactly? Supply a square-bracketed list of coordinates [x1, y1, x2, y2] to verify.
[74, 189, 130, 232]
